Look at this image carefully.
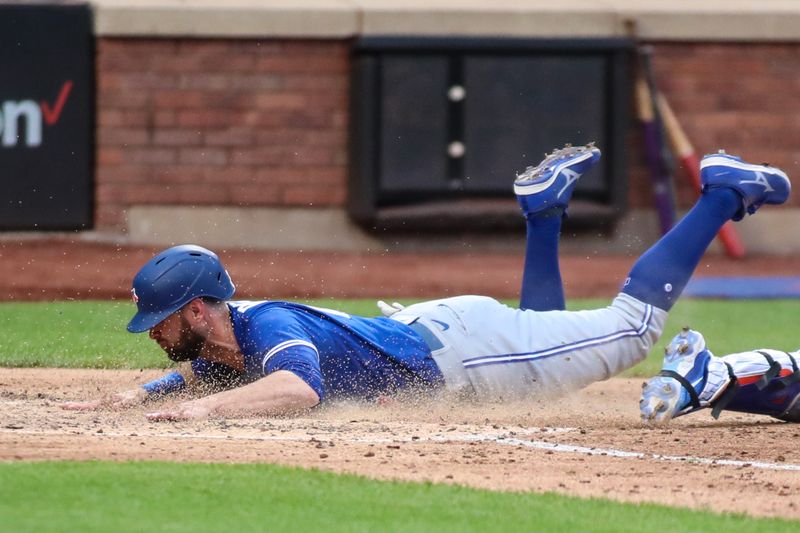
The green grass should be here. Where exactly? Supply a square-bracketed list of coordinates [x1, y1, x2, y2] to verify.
[566, 298, 800, 376]
[0, 461, 795, 532]
[3, 301, 799, 530]
[1, 299, 799, 376]
[0, 301, 167, 369]
[0, 299, 384, 369]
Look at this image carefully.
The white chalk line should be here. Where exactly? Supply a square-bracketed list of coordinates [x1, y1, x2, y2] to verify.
[2, 427, 799, 472]
[473, 436, 800, 472]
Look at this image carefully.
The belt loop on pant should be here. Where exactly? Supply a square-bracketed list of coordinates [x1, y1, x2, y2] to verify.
[407, 321, 445, 351]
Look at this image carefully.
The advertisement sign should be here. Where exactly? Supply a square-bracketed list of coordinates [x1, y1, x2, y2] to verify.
[0, 3, 93, 230]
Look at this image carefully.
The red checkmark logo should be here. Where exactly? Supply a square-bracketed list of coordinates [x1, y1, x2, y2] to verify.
[40, 80, 73, 126]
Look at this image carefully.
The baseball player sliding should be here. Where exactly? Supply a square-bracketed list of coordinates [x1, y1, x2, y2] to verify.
[63, 144, 799, 423]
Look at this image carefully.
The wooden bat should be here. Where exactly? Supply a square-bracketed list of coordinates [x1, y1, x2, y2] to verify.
[643, 50, 679, 212]
[656, 93, 746, 259]
[635, 52, 677, 235]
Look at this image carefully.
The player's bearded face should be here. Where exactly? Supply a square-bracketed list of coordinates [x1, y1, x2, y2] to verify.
[163, 314, 205, 362]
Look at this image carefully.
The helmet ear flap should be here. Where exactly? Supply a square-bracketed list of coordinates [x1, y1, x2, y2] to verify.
[127, 245, 235, 333]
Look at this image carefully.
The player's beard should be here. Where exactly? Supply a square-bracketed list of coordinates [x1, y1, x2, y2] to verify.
[164, 315, 205, 362]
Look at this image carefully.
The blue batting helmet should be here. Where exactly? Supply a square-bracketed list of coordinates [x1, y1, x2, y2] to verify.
[127, 244, 235, 333]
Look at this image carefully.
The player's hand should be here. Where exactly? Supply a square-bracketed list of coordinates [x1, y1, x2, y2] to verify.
[146, 400, 211, 422]
[61, 388, 148, 411]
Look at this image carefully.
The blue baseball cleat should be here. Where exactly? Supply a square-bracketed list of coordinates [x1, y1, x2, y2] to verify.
[514, 143, 601, 217]
[640, 328, 713, 423]
[700, 151, 791, 221]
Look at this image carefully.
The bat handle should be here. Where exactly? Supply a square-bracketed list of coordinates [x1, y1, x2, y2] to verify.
[718, 222, 746, 259]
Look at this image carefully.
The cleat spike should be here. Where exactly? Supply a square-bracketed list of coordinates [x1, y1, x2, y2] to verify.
[514, 143, 601, 217]
[641, 329, 712, 424]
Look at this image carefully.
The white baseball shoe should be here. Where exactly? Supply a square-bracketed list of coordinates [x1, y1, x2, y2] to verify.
[640, 328, 715, 423]
[701, 151, 791, 221]
[514, 143, 601, 217]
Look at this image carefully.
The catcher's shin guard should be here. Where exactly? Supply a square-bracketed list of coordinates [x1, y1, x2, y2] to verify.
[780, 392, 800, 422]
[720, 363, 800, 422]
[642, 333, 800, 422]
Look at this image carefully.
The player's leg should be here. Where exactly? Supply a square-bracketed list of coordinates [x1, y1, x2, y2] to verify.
[622, 152, 790, 311]
[640, 328, 800, 422]
[403, 151, 790, 401]
[515, 144, 601, 311]
[455, 151, 789, 399]
[402, 293, 667, 400]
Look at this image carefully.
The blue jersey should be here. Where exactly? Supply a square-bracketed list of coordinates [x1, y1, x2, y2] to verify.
[193, 301, 443, 401]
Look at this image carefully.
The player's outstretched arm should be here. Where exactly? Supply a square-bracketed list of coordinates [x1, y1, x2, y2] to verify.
[61, 369, 190, 411]
[146, 370, 320, 421]
[61, 387, 150, 411]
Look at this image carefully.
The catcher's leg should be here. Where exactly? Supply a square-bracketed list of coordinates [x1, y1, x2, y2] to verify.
[515, 144, 600, 312]
[641, 328, 800, 422]
[623, 152, 790, 311]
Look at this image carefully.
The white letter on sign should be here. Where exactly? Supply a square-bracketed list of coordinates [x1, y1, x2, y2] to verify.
[3, 100, 42, 147]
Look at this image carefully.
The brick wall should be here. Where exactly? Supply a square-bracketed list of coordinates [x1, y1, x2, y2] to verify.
[95, 39, 349, 230]
[629, 42, 800, 211]
[95, 39, 800, 231]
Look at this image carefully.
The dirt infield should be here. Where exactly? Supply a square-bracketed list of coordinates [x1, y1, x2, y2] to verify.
[2, 240, 800, 520]
[2, 368, 799, 520]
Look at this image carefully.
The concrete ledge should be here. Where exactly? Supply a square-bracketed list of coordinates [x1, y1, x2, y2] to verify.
[560, 208, 800, 256]
[126, 206, 383, 251]
[94, 0, 358, 38]
[731, 209, 800, 255]
[92, 0, 800, 41]
[628, 3, 800, 42]
[357, 1, 620, 38]
[123, 205, 800, 255]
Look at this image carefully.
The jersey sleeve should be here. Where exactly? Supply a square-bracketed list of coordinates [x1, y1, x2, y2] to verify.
[263, 341, 324, 400]
[191, 358, 244, 387]
[141, 371, 186, 396]
[243, 309, 325, 400]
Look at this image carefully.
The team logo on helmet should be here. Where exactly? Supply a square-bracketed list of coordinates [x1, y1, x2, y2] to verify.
[131, 288, 139, 304]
